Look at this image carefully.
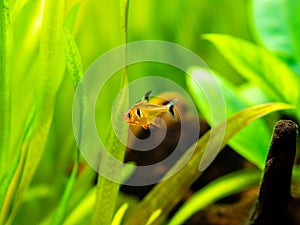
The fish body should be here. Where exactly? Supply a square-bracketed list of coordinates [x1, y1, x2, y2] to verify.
[122, 91, 177, 129]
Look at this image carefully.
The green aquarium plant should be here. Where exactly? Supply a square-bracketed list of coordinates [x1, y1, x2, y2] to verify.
[0, 0, 299, 225]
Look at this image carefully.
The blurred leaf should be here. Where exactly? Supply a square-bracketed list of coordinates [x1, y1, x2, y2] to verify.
[187, 67, 271, 169]
[22, 184, 53, 203]
[111, 203, 129, 225]
[204, 34, 300, 116]
[124, 102, 294, 225]
[168, 168, 261, 225]
[0, 99, 36, 224]
[293, 165, 300, 181]
[250, 0, 293, 56]
[43, 26, 84, 225]
[5, 0, 66, 223]
[64, 2, 80, 32]
[146, 209, 162, 225]
[0, 148, 22, 222]
[50, 150, 79, 225]
[0, 0, 12, 175]
[64, 161, 136, 225]
[236, 83, 269, 106]
[251, 0, 300, 62]
[9, 0, 43, 160]
[64, 188, 95, 225]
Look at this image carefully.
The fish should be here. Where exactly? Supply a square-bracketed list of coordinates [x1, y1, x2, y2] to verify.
[122, 91, 177, 129]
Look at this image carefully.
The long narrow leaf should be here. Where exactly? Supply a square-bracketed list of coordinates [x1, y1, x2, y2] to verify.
[0, 102, 36, 224]
[91, 0, 130, 224]
[0, 0, 12, 175]
[47, 27, 83, 225]
[168, 169, 261, 225]
[64, 161, 136, 225]
[50, 150, 79, 225]
[124, 102, 294, 225]
[5, 0, 66, 223]
[111, 203, 129, 225]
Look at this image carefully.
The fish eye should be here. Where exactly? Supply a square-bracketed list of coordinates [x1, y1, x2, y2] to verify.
[127, 112, 131, 119]
[136, 108, 141, 117]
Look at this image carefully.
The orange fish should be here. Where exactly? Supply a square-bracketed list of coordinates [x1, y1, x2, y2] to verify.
[122, 91, 177, 129]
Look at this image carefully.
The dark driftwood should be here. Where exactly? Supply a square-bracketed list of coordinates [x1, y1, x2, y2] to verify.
[248, 120, 298, 225]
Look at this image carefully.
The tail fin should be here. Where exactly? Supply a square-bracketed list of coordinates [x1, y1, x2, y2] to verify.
[166, 99, 177, 120]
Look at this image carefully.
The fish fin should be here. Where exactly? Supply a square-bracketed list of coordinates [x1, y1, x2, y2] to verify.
[142, 90, 152, 102]
[150, 117, 162, 128]
[142, 124, 149, 130]
[165, 99, 177, 120]
[149, 124, 156, 129]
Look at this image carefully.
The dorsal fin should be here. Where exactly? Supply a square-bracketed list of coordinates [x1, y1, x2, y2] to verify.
[142, 90, 152, 102]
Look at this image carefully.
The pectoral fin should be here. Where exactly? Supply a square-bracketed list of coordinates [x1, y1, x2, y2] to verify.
[150, 117, 162, 128]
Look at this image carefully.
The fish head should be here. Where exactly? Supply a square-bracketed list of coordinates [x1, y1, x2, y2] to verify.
[122, 109, 135, 124]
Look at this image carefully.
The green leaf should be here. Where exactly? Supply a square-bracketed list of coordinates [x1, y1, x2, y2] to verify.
[146, 209, 162, 225]
[4, 0, 66, 223]
[204, 34, 300, 115]
[250, 0, 292, 56]
[111, 203, 129, 225]
[0, 102, 36, 224]
[250, 0, 300, 62]
[63, 28, 82, 90]
[187, 67, 271, 169]
[124, 102, 294, 225]
[64, 188, 95, 225]
[91, 0, 130, 224]
[0, 148, 25, 225]
[50, 150, 79, 225]
[168, 169, 261, 225]
[0, 0, 12, 175]
[64, 162, 136, 225]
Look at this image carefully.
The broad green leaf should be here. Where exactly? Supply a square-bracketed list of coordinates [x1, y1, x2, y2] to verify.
[0, 0, 12, 175]
[251, 0, 300, 62]
[124, 102, 294, 225]
[168, 169, 261, 225]
[187, 67, 271, 169]
[250, 0, 293, 56]
[204, 34, 300, 117]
